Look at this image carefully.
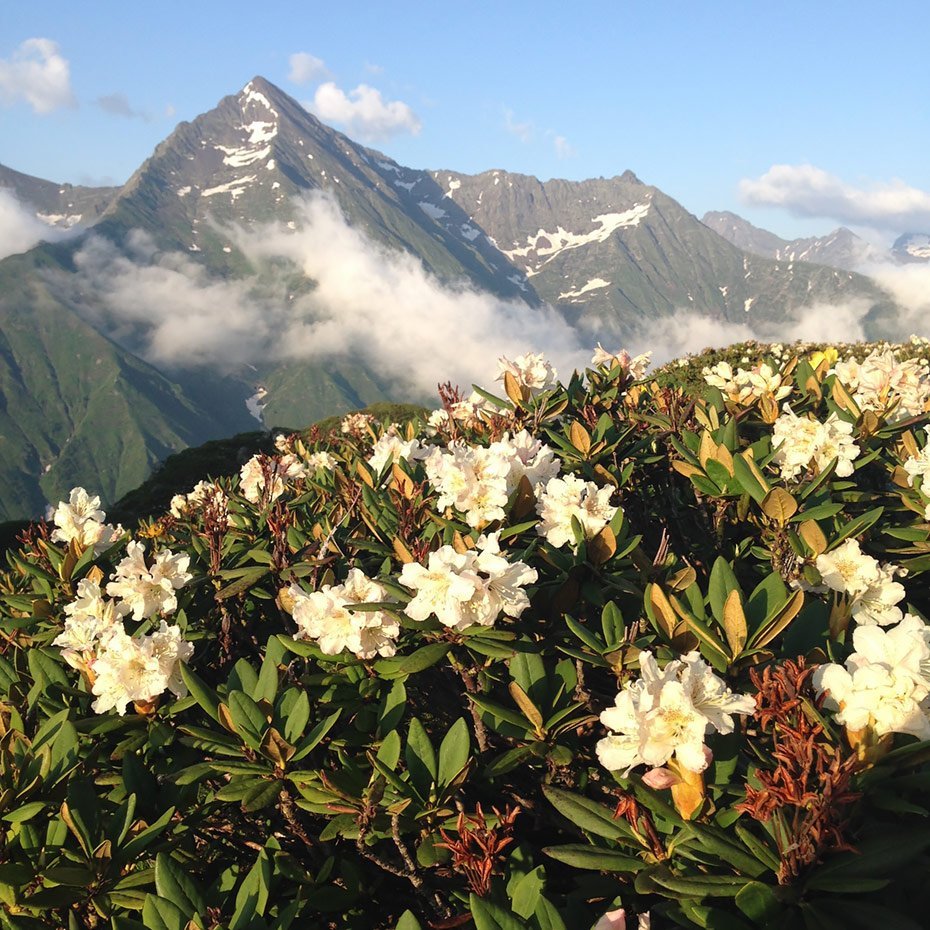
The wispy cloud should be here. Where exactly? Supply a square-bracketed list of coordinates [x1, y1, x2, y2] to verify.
[503, 107, 534, 143]
[309, 82, 421, 141]
[288, 52, 328, 85]
[553, 134, 577, 159]
[96, 92, 150, 121]
[0, 190, 65, 260]
[69, 192, 588, 390]
[740, 164, 930, 233]
[0, 38, 75, 114]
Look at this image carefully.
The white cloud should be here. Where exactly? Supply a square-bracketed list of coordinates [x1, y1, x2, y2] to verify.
[288, 52, 328, 85]
[309, 82, 421, 141]
[71, 192, 588, 391]
[0, 38, 75, 114]
[0, 190, 57, 259]
[96, 92, 149, 121]
[553, 134, 577, 159]
[740, 164, 930, 233]
[503, 108, 534, 143]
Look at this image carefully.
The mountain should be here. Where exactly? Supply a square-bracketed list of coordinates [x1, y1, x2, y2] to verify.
[702, 210, 877, 271]
[892, 233, 930, 263]
[434, 173, 887, 338]
[0, 162, 116, 229]
[0, 76, 902, 520]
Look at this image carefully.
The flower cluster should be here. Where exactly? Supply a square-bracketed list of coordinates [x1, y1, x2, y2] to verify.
[425, 430, 560, 528]
[286, 568, 399, 660]
[814, 539, 906, 626]
[702, 360, 792, 405]
[239, 453, 307, 504]
[771, 406, 860, 480]
[50, 531, 193, 715]
[170, 480, 228, 518]
[814, 616, 930, 740]
[400, 533, 536, 631]
[367, 426, 427, 473]
[833, 348, 930, 422]
[340, 411, 375, 437]
[535, 474, 617, 549]
[496, 352, 558, 395]
[47, 487, 123, 553]
[591, 345, 652, 379]
[597, 651, 756, 774]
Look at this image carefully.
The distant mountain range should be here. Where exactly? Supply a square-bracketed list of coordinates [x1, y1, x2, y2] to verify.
[0, 76, 915, 520]
[703, 210, 930, 269]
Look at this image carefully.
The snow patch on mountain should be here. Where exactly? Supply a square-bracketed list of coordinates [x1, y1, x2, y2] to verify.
[558, 278, 611, 300]
[503, 202, 651, 270]
[202, 176, 257, 201]
[418, 201, 446, 220]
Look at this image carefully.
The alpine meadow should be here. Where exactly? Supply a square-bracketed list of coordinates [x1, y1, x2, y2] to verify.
[2, 8, 930, 930]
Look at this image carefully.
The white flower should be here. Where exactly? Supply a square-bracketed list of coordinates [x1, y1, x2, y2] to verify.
[771, 407, 859, 481]
[903, 426, 930, 488]
[306, 450, 338, 470]
[89, 622, 193, 715]
[106, 541, 192, 621]
[815, 540, 906, 627]
[848, 350, 930, 422]
[535, 474, 617, 549]
[497, 352, 558, 395]
[340, 411, 375, 436]
[53, 579, 128, 671]
[424, 442, 512, 528]
[170, 481, 227, 518]
[287, 569, 399, 660]
[597, 651, 755, 775]
[239, 453, 307, 504]
[702, 361, 790, 405]
[400, 539, 535, 631]
[591, 345, 652, 379]
[49, 487, 123, 553]
[367, 427, 426, 473]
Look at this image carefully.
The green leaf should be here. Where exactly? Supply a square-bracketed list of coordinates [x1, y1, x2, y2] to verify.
[405, 718, 437, 793]
[155, 853, 205, 920]
[227, 691, 267, 750]
[395, 912, 424, 930]
[542, 786, 629, 841]
[230, 850, 272, 930]
[180, 666, 220, 723]
[281, 690, 311, 744]
[469, 894, 526, 930]
[437, 718, 470, 786]
[734, 881, 780, 922]
[290, 710, 341, 762]
[374, 643, 451, 679]
[215, 566, 270, 599]
[708, 557, 740, 624]
[378, 679, 407, 737]
[510, 866, 545, 918]
[533, 895, 568, 930]
[141, 894, 187, 930]
[543, 844, 644, 871]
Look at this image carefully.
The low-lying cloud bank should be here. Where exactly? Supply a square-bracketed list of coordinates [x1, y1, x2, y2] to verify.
[72, 193, 589, 395]
[0, 190, 62, 260]
[68, 191, 930, 392]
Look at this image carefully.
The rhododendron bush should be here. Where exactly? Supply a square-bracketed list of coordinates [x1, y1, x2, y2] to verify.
[2, 340, 930, 929]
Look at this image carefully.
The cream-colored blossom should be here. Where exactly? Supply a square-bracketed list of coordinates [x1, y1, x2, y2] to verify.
[591, 345, 652, 379]
[497, 352, 558, 395]
[106, 541, 192, 621]
[49, 487, 123, 553]
[89, 621, 192, 715]
[239, 453, 307, 504]
[815, 540, 906, 627]
[287, 569, 399, 660]
[597, 651, 754, 775]
[535, 474, 617, 549]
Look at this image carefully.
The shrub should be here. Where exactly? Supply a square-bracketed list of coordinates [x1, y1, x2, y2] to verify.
[2, 341, 930, 929]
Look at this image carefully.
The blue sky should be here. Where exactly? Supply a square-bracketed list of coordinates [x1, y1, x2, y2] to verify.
[1, 0, 929, 242]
